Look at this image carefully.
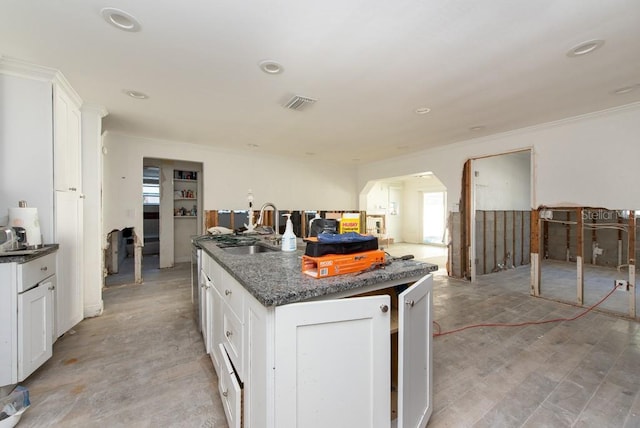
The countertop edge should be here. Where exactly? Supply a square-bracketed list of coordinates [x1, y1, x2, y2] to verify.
[0, 244, 59, 263]
[196, 238, 436, 307]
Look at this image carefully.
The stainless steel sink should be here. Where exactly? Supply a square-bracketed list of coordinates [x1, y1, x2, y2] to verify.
[221, 244, 279, 255]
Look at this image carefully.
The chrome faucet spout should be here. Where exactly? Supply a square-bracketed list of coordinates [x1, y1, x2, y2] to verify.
[258, 202, 279, 235]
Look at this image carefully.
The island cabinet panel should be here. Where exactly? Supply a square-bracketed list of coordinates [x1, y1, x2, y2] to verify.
[274, 296, 391, 428]
[200, 269, 212, 354]
[398, 275, 433, 428]
[199, 248, 433, 428]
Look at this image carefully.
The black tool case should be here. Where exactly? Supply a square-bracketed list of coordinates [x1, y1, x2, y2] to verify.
[304, 236, 379, 257]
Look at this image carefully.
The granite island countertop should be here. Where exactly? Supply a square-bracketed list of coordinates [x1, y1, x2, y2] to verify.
[195, 236, 437, 307]
[0, 244, 59, 264]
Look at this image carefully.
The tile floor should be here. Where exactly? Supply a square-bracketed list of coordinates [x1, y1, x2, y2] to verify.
[15, 247, 640, 427]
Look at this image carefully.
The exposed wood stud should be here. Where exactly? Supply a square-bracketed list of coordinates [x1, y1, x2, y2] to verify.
[576, 208, 584, 305]
[494, 211, 498, 271]
[134, 232, 143, 284]
[483, 211, 487, 274]
[628, 211, 636, 318]
[530, 209, 540, 295]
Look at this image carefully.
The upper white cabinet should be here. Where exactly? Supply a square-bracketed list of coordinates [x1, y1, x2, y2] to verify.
[54, 85, 82, 192]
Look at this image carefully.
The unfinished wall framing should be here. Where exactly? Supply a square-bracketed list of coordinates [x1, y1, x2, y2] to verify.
[533, 207, 638, 319]
[474, 210, 531, 275]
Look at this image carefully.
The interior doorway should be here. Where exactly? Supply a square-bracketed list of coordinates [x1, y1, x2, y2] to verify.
[470, 150, 532, 281]
[361, 172, 448, 271]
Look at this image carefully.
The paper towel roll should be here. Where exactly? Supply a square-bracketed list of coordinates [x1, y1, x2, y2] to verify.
[9, 207, 42, 247]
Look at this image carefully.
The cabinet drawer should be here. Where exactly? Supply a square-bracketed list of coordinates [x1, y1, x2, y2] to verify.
[218, 344, 242, 428]
[222, 308, 244, 380]
[18, 253, 56, 292]
[216, 270, 244, 321]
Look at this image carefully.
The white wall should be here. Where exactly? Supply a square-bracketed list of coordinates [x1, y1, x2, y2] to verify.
[474, 151, 530, 211]
[0, 73, 54, 239]
[103, 133, 358, 239]
[358, 102, 640, 212]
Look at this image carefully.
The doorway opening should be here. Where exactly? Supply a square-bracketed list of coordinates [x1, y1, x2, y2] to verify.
[142, 165, 160, 269]
[361, 172, 448, 273]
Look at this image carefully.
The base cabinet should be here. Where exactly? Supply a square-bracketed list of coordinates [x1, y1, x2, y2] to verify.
[201, 252, 433, 428]
[274, 296, 391, 427]
[55, 190, 83, 337]
[1, 252, 57, 388]
[18, 275, 54, 381]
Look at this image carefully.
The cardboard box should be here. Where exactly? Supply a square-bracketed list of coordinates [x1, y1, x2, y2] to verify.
[302, 250, 386, 278]
[339, 213, 361, 233]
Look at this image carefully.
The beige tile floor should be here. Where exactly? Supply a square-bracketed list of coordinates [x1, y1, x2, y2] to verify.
[19, 261, 228, 428]
[16, 249, 640, 427]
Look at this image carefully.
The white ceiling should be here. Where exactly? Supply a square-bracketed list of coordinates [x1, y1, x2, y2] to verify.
[2, 0, 639, 164]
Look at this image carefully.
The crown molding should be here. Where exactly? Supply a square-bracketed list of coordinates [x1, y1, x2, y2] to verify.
[0, 55, 83, 107]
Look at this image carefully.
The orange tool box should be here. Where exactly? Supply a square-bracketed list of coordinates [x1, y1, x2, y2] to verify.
[302, 250, 386, 278]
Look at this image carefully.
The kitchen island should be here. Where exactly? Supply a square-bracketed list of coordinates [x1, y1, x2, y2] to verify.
[194, 235, 435, 428]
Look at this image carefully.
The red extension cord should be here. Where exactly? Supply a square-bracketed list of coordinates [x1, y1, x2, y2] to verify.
[433, 285, 622, 337]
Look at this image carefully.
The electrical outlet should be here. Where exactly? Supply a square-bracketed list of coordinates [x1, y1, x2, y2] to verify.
[615, 279, 628, 289]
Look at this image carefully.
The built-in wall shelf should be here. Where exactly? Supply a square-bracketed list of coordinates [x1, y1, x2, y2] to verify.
[174, 216, 196, 219]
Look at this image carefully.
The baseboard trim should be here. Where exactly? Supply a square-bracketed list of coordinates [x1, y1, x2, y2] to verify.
[84, 301, 104, 318]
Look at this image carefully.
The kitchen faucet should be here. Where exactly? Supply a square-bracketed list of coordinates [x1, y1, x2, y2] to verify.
[257, 202, 279, 235]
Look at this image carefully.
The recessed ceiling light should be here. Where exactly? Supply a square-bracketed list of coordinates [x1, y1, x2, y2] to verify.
[415, 172, 434, 178]
[415, 107, 431, 115]
[566, 39, 604, 57]
[259, 60, 283, 75]
[470, 125, 485, 131]
[612, 85, 638, 95]
[101, 8, 141, 32]
[124, 90, 148, 99]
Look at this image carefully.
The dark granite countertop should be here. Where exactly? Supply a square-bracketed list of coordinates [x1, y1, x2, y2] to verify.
[0, 244, 59, 264]
[195, 235, 436, 307]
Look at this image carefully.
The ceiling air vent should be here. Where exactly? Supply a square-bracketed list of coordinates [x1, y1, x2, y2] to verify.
[283, 95, 317, 111]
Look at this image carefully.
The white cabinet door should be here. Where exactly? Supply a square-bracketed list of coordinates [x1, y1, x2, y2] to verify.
[209, 285, 222, 374]
[0, 264, 17, 386]
[200, 270, 212, 353]
[274, 295, 390, 428]
[398, 274, 433, 428]
[55, 190, 83, 337]
[18, 278, 54, 381]
[53, 85, 81, 192]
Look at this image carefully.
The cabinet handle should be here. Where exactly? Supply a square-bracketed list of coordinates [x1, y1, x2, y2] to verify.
[48, 285, 55, 291]
[68, 187, 77, 191]
[405, 300, 415, 308]
[222, 389, 228, 397]
[225, 289, 232, 296]
[380, 304, 389, 313]
[40, 266, 48, 271]
[226, 330, 233, 338]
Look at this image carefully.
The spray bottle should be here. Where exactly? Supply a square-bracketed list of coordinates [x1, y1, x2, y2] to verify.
[281, 214, 297, 252]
